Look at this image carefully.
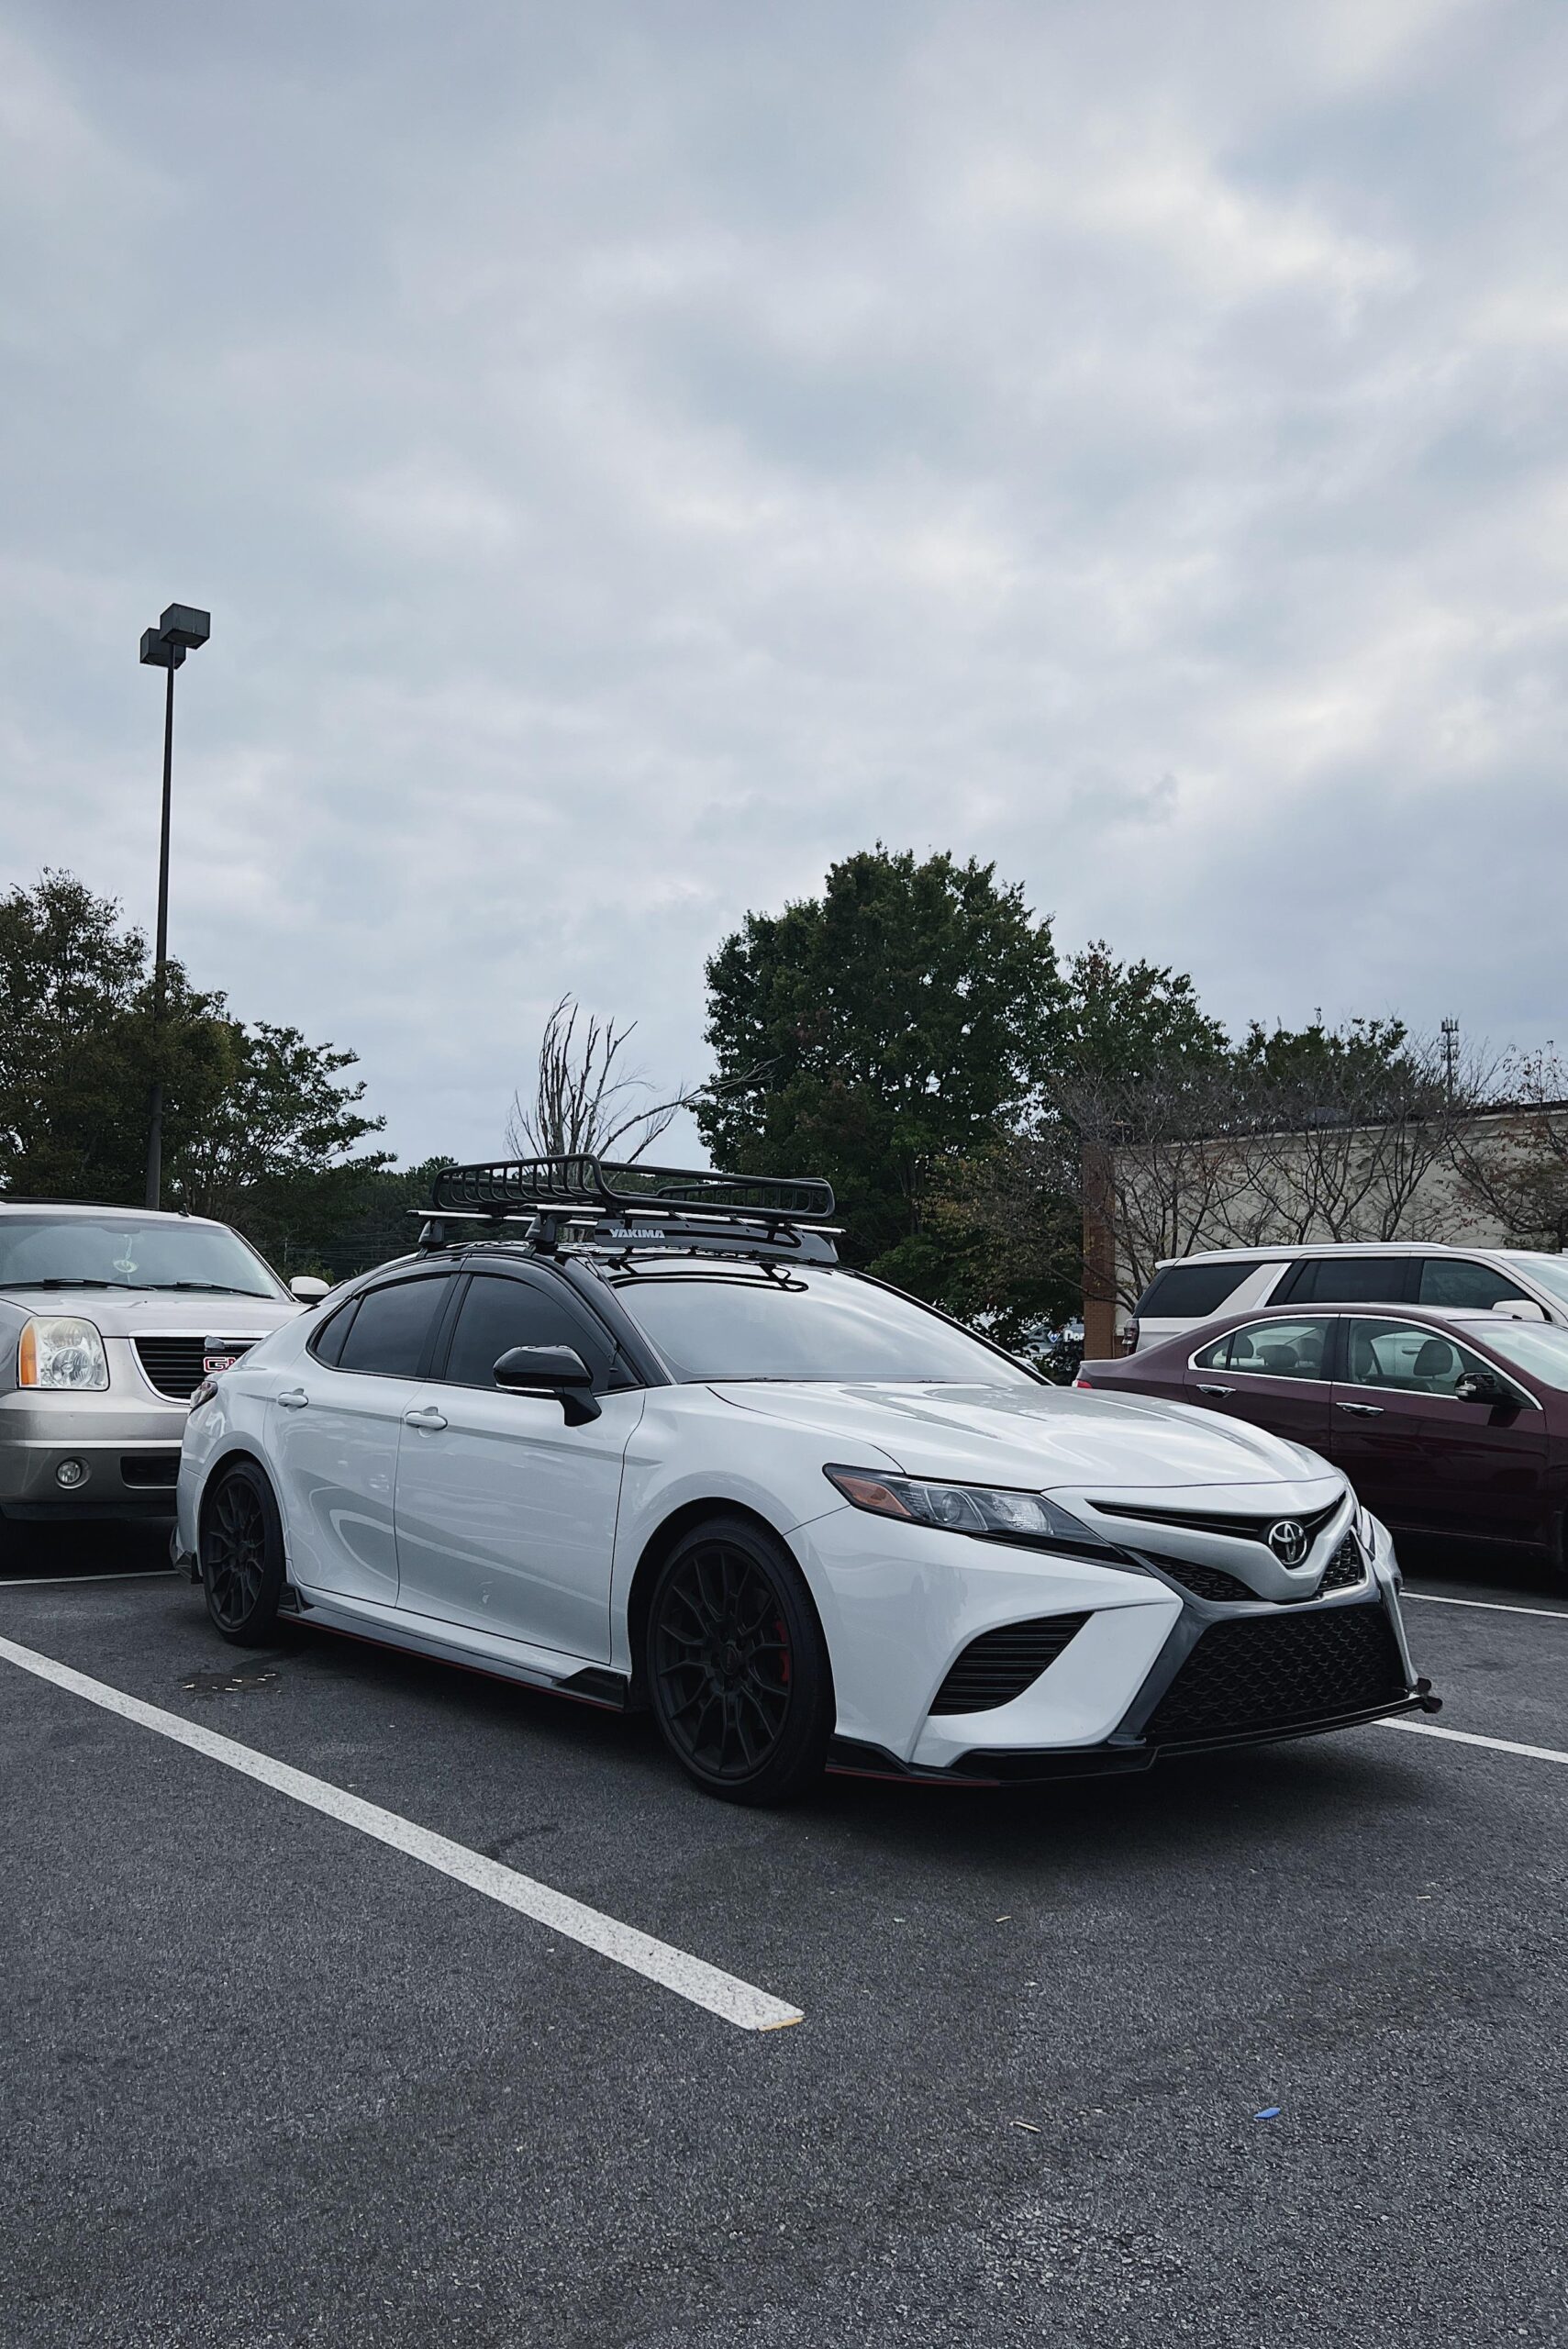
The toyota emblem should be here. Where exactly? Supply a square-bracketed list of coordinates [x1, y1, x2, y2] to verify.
[1268, 1520, 1308, 1565]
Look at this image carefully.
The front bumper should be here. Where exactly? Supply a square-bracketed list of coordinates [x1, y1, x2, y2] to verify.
[0, 1389, 186, 1520]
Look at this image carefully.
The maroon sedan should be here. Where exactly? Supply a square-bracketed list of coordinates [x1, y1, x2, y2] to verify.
[1080, 1302, 1568, 1575]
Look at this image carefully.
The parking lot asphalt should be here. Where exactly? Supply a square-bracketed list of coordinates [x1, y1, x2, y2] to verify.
[3, 1526, 1565, 2349]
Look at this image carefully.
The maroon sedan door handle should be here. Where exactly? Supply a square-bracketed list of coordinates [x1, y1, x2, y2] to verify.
[1336, 1400, 1384, 1415]
[1195, 1383, 1234, 1397]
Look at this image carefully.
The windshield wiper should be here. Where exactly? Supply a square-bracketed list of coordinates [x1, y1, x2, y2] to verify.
[137, 1281, 272, 1297]
[17, 1277, 117, 1289]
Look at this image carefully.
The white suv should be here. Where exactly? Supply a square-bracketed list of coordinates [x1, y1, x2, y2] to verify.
[1127, 1242, 1568, 1355]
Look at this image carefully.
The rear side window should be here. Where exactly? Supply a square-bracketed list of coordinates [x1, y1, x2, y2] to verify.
[336, 1277, 451, 1377]
[1195, 1318, 1332, 1380]
[1277, 1257, 1411, 1307]
[439, 1273, 615, 1390]
[311, 1298, 359, 1367]
[1416, 1259, 1529, 1310]
[1136, 1262, 1262, 1319]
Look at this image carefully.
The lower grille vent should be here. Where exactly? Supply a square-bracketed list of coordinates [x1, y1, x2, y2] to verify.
[931, 1613, 1089, 1716]
[1145, 1605, 1405, 1744]
[1151, 1557, 1256, 1604]
[1319, 1532, 1366, 1593]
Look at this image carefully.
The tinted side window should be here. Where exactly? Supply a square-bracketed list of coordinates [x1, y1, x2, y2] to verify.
[1136, 1261, 1262, 1319]
[1417, 1259, 1529, 1310]
[337, 1278, 451, 1377]
[1208, 1318, 1331, 1380]
[440, 1274, 613, 1389]
[311, 1297, 359, 1367]
[1280, 1257, 1411, 1306]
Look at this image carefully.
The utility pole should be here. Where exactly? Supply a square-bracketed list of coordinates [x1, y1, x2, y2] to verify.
[1441, 1017, 1460, 1099]
[138, 604, 210, 1208]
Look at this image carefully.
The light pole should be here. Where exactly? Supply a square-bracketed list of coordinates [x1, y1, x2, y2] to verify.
[139, 603, 210, 1209]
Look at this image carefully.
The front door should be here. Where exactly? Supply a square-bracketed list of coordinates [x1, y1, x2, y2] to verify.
[267, 1273, 456, 1605]
[393, 1267, 643, 1663]
[1182, 1316, 1335, 1457]
[1331, 1317, 1548, 1542]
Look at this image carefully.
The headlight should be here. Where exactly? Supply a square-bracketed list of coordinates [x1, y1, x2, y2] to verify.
[188, 1376, 219, 1412]
[824, 1464, 1138, 1561]
[18, 1317, 109, 1392]
[1354, 1498, 1377, 1552]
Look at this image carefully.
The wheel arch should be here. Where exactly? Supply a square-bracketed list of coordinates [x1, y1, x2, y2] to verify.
[195, 1442, 281, 1555]
[623, 1497, 816, 1708]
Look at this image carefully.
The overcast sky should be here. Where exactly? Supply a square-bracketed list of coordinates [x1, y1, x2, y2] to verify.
[2, 0, 1565, 1164]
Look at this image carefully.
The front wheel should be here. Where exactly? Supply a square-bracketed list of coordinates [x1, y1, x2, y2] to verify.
[201, 1462, 288, 1645]
[645, 1516, 834, 1805]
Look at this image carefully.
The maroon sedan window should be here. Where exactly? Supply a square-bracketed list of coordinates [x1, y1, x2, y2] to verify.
[1194, 1319, 1331, 1380]
[1342, 1319, 1531, 1403]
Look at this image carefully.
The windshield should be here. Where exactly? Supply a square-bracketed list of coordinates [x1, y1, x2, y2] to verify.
[1473, 1319, 1568, 1390]
[0, 1214, 286, 1299]
[614, 1267, 1038, 1386]
[1499, 1252, 1568, 1308]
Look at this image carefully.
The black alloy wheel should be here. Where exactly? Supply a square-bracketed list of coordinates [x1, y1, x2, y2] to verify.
[646, 1516, 833, 1805]
[202, 1462, 288, 1645]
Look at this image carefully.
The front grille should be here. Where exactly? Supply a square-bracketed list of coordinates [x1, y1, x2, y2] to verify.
[120, 1453, 180, 1489]
[1319, 1532, 1366, 1592]
[1148, 1556, 1256, 1604]
[931, 1613, 1090, 1716]
[1144, 1604, 1406, 1744]
[1091, 1497, 1344, 1547]
[133, 1337, 255, 1401]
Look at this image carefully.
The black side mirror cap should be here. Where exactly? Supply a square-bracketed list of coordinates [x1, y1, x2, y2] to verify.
[493, 1345, 601, 1423]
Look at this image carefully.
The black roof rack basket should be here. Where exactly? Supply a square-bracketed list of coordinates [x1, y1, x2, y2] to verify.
[429, 1156, 836, 1229]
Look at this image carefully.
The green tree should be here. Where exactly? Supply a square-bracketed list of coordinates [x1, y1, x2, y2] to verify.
[699, 847, 1064, 1298]
[0, 873, 391, 1261]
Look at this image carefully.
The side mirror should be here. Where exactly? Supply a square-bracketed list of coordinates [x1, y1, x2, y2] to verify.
[493, 1344, 602, 1425]
[1455, 1370, 1511, 1408]
[290, 1275, 330, 1304]
[1491, 1298, 1547, 1323]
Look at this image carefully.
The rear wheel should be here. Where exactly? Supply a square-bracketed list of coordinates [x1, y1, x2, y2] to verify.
[645, 1516, 833, 1805]
[201, 1462, 287, 1645]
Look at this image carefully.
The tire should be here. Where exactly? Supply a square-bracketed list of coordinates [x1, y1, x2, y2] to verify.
[201, 1461, 288, 1646]
[644, 1515, 834, 1805]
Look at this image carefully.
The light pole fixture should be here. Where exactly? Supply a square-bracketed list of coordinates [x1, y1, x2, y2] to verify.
[139, 603, 210, 1209]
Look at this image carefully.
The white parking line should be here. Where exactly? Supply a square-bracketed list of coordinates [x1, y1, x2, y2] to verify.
[1377, 1717, 1568, 1767]
[0, 1631, 803, 2033]
[1403, 1590, 1568, 1623]
[0, 1571, 177, 1588]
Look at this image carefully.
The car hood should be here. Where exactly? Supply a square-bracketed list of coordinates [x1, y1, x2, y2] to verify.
[707, 1379, 1336, 1490]
[0, 1287, 299, 1338]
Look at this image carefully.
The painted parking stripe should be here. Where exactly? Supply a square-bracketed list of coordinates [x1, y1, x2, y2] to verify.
[0, 1570, 177, 1588]
[0, 1631, 802, 2033]
[1377, 1717, 1568, 1767]
[1402, 1589, 1568, 1623]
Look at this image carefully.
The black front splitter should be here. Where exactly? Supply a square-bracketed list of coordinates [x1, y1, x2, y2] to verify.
[826, 1679, 1441, 1789]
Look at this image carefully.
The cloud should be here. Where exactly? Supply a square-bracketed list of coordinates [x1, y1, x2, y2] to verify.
[0, 0, 1563, 1164]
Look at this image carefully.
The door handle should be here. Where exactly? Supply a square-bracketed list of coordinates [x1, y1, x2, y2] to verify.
[1195, 1384, 1234, 1397]
[277, 1387, 309, 1410]
[403, 1407, 449, 1431]
[1336, 1400, 1384, 1415]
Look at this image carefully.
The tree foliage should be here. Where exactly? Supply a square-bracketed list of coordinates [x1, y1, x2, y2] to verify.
[698, 848, 1064, 1297]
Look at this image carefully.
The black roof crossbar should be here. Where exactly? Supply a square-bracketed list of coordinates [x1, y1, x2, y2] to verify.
[428, 1157, 836, 1230]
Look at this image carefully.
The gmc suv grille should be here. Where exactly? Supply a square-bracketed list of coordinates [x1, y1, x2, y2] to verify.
[1144, 1605, 1405, 1744]
[931, 1613, 1090, 1716]
[133, 1337, 256, 1402]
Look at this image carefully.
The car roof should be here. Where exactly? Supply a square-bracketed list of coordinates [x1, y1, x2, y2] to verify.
[0, 1198, 229, 1228]
[1154, 1240, 1524, 1269]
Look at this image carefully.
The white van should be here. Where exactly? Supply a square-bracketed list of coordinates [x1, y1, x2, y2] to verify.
[1126, 1241, 1568, 1354]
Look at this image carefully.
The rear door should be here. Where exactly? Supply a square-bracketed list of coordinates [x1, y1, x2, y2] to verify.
[1331, 1317, 1547, 1541]
[267, 1273, 456, 1606]
[1182, 1316, 1335, 1457]
[392, 1266, 644, 1663]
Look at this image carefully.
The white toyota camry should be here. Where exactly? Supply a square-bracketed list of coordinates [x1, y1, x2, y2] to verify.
[177, 1160, 1438, 1803]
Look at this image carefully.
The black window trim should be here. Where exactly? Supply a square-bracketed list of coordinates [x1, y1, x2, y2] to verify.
[1187, 1313, 1340, 1385]
[1273, 1254, 1420, 1309]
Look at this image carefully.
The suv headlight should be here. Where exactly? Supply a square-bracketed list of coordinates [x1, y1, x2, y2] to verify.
[18, 1317, 109, 1392]
[1354, 1498, 1377, 1553]
[824, 1464, 1138, 1562]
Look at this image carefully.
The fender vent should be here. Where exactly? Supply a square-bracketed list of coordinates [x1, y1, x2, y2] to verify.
[931, 1613, 1090, 1716]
